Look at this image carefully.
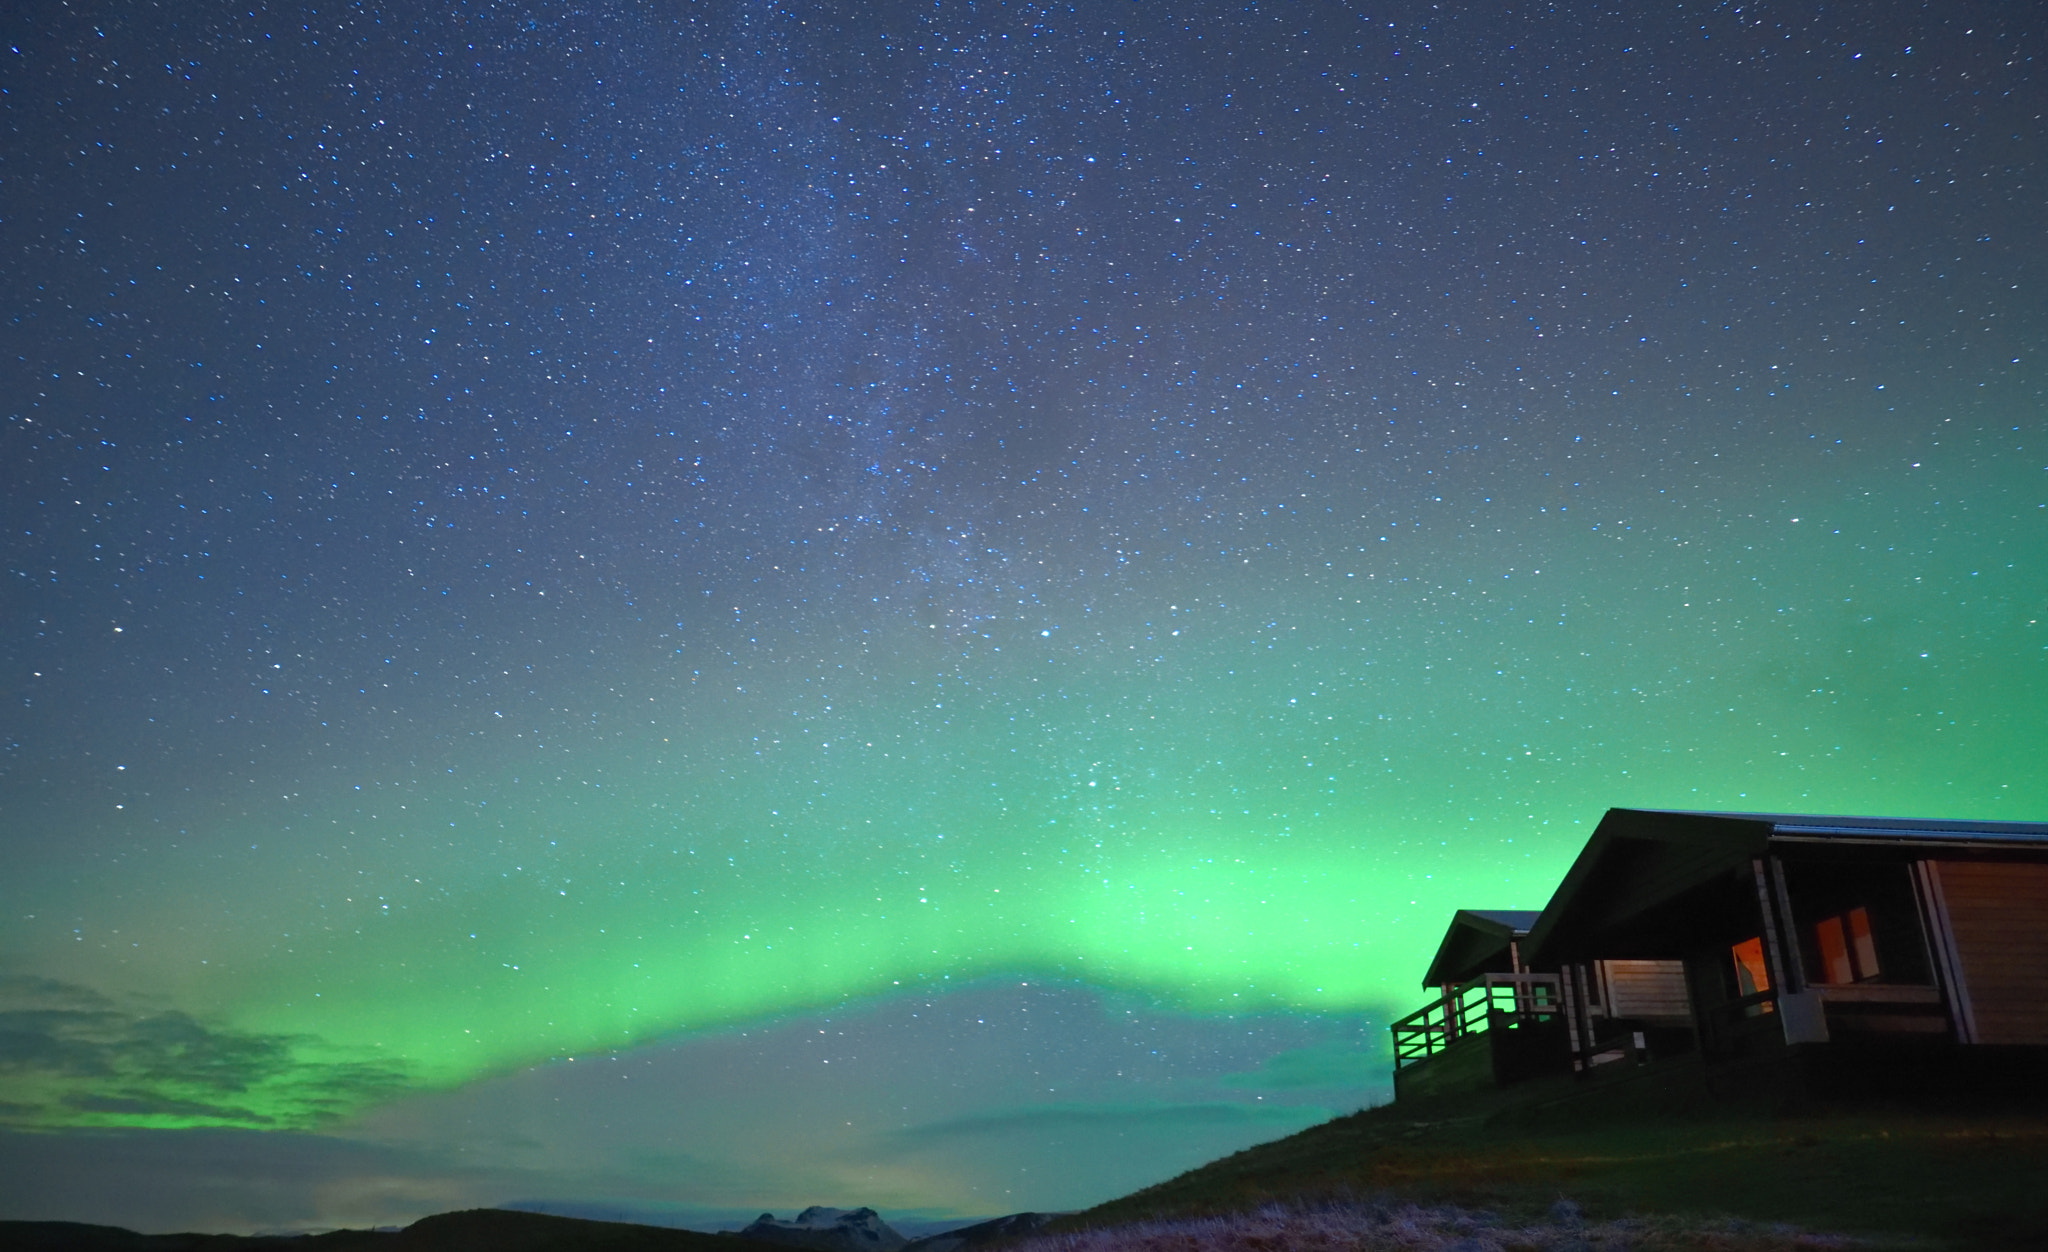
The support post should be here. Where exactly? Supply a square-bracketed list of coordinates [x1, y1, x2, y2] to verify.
[1560, 962, 1584, 1069]
[1913, 860, 1978, 1044]
[1768, 855, 1806, 992]
[1752, 858, 1792, 996]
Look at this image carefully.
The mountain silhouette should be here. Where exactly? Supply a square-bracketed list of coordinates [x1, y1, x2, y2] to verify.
[734, 1208, 905, 1252]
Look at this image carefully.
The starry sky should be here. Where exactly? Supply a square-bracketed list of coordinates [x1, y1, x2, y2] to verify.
[2, 0, 2043, 1235]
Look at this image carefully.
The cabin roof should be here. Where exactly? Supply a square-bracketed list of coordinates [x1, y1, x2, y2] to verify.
[1420, 908, 1542, 987]
[1522, 808, 2048, 965]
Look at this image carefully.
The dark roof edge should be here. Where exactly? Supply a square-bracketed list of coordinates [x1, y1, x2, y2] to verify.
[1419, 908, 1542, 987]
[1655, 808, 2048, 837]
[1521, 808, 2048, 965]
[1450, 908, 1538, 936]
[1520, 808, 1770, 962]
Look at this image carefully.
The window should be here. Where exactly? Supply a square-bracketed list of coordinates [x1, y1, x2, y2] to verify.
[1731, 936, 1772, 1005]
[1811, 906, 1880, 984]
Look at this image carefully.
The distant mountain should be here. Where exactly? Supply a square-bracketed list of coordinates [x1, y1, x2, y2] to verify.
[0, 1208, 738, 1251]
[399, 1209, 739, 1252]
[733, 1208, 904, 1252]
[901, 1212, 1058, 1252]
[0, 1205, 1064, 1252]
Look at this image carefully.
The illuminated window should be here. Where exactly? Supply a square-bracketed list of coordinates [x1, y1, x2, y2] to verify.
[1811, 906, 1880, 984]
[1815, 916, 1852, 984]
[1731, 936, 1772, 998]
[1850, 907, 1879, 977]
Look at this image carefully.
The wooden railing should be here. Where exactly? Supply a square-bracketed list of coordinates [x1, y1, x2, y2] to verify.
[1390, 972, 1564, 1070]
[1811, 983, 1942, 1006]
[1696, 986, 1778, 1052]
[1810, 982, 1948, 1036]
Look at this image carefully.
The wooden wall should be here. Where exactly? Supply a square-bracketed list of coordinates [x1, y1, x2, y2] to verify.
[1931, 861, 2048, 1046]
[1598, 959, 1693, 1024]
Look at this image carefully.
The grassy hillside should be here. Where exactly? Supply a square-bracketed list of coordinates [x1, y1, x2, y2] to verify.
[1064, 1051, 2048, 1250]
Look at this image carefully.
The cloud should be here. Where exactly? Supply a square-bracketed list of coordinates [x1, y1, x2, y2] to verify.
[870, 1099, 1335, 1208]
[0, 974, 410, 1131]
[0, 1126, 505, 1234]
[1215, 1038, 1392, 1092]
[895, 1100, 1324, 1144]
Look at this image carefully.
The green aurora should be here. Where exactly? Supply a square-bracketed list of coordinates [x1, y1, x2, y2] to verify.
[7, 427, 2041, 1129]
[3, 3, 2045, 1227]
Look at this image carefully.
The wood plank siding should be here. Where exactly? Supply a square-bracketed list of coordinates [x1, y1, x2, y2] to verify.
[1597, 959, 1693, 1024]
[1931, 861, 2048, 1046]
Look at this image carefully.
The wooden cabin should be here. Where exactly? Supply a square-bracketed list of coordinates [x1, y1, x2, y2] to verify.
[1422, 909, 1541, 991]
[1392, 910, 1562, 1100]
[1389, 808, 2048, 1100]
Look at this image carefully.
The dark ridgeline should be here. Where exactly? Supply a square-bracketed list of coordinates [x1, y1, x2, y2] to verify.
[0, 1207, 1064, 1252]
[898, 1213, 1057, 1252]
[0, 1208, 738, 1252]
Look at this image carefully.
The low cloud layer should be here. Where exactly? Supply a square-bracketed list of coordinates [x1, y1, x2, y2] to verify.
[0, 975, 411, 1130]
[0, 978, 1382, 1232]
[897, 1100, 1322, 1142]
[0, 1126, 504, 1234]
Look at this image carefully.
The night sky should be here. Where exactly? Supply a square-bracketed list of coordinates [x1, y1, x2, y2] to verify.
[3, 0, 2043, 1235]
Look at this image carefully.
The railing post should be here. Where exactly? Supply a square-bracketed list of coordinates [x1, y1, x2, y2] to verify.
[1391, 973, 1565, 1074]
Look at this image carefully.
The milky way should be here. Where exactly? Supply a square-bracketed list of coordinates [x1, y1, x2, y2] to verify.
[2, 0, 2042, 1233]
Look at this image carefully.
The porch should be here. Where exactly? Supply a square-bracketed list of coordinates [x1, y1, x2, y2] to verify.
[1389, 972, 1569, 1099]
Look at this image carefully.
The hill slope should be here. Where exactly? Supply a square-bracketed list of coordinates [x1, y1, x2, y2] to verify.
[1064, 1052, 2048, 1250]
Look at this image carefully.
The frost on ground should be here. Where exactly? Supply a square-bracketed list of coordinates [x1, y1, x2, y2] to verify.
[1014, 1199, 1867, 1252]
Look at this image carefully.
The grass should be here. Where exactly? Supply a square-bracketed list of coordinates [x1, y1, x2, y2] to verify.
[1018, 1199, 1866, 1252]
[1052, 1051, 2048, 1251]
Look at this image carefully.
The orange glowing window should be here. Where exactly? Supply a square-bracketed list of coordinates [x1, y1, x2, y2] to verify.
[1812, 906, 1880, 984]
[1731, 936, 1772, 998]
[1848, 907, 1879, 978]
[1815, 915, 1853, 985]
